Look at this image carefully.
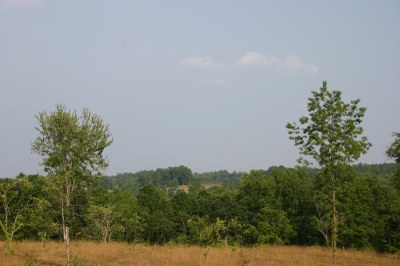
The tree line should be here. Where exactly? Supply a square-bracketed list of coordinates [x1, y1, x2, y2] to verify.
[1, 165, 399, 253]
[102, 167, 245, 195]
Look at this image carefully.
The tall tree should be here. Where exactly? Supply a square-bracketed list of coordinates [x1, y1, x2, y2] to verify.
[286, 81, 371, 266]
[31, 104, 112, 265]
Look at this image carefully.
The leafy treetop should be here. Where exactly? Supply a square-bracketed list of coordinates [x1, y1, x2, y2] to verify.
[286, 81, 372, 170]
[31, 104, 113, 182]
[387, 132, 400, 164]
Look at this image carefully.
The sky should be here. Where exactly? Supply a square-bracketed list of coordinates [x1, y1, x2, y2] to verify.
[1, 0, 399, 177]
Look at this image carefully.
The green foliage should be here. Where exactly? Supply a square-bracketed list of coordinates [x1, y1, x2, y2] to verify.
[87, 205, 121, 242]
[269, 167, 318, 244]
[193, 170, 244, 187]
[286, 81, 371, 169]
[171, 191, 193, 239]
[109, 190, 142, 243]
[366, 176, 400, 253]
[32, 104, 113, 183]
[137, 184, 175, 244]
[0, 178, 27, 253]
[187, 216, 208, 244]
[199, 217, 229, 246]
[353, 163, 398, 178]
[387, 132, 400, 164]
[386, 132, 400, 195]
[188, 182, 206, 194]
[236, 171, 294, 244]
[337, 176, 376, 248]
[208, 187, 241, 221]
[256, 208, 294, 244]
[169, 165, 193, 185]
[22, 175, 59, 241]
[1, 164, 400, 253]
[199, 217, 244, 247]
[237, 171, 276, 220]
[103, 165, 193, 194]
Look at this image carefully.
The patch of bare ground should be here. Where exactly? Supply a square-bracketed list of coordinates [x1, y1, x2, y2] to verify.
[0, 241, 399, 266]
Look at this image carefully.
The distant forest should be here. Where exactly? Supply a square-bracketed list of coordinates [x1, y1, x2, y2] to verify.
[1, 163, 399, 253]
[102, 163, 398, 193]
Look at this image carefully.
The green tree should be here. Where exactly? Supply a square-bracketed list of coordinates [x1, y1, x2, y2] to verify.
[86, 187, 141, 243]
[269, 167, 318, 245]
[236, 171, 293, 245]
[286, 81, 371, 265]
[208, 187, 240, 221]
[137, 185, 175, 244]
[19, 174, 59, 244]
[109, 189, 142, 243]
[87, 204, 122, 243]
[171, 190, 193, 242]
[384, 132, 400, 252]
[237, 171, 276, 224]
[387, 132, 400, 163]
[199, 217, 229, 246]
[387, 132, 400, 192]
[337, 175, 375, 248]
[0, 177, 29, 253]
[31, 104, 112, 265]
[169, 165, 193, 185]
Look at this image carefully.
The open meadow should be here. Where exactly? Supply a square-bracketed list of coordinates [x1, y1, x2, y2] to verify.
[1, 241, 399, 266]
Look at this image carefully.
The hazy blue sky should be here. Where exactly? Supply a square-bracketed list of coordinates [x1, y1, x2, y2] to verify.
[1, 0, 399, 177]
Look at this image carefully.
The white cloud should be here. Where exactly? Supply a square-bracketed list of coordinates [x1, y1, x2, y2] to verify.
[0, 0, 41, 7]
[237, 52, 318, 74]
[180, 52, 318, 74]
[236, 52, 279, 67]
[279, 56, 318, 74]
[180, 56, 228, 70]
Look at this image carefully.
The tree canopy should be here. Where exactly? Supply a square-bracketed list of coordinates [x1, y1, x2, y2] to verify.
[387, 132, 400, 164]
[286, 81, 371, 169]
[31, 104, 112, 181]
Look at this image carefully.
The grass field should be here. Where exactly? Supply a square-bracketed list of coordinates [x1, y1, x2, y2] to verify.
[1, 241, 399, 266]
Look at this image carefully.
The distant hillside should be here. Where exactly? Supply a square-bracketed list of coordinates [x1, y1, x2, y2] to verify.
[192, 170, 245, 187]
[102, 163, 398, 194]
[352, 162, 397, 177]
[102, 165, 193, 194]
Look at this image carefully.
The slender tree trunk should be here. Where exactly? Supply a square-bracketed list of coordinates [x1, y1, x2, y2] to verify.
[61, 197, 71, 266]
[65, 227, 71, 266]
[64, 178, 74, 266]
[315, 201, 330, 246]
[102, 223, 108, 243]
[332, 187, 337, 266]
[3, 202, 12, 253]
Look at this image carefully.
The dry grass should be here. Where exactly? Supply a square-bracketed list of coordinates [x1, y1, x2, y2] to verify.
[1, 241, 399, 266]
